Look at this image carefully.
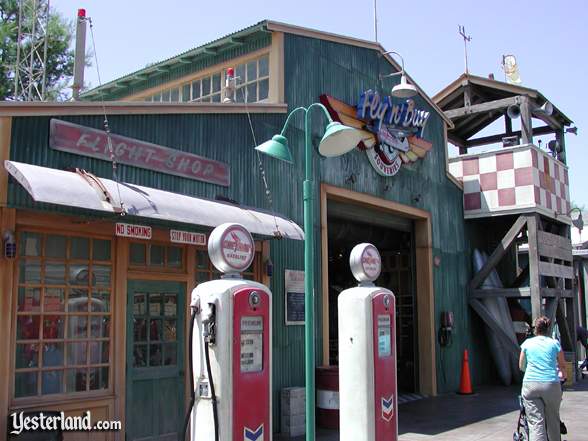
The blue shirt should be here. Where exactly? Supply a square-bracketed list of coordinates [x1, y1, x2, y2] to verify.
[520, 335, 561, 383]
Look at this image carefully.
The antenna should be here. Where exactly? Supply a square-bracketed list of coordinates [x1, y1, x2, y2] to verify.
[374, 0, 378, 42]
[458, 25, 472, 74]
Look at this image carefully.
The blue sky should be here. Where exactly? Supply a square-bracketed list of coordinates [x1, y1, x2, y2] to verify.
[51, 0, 587, 207]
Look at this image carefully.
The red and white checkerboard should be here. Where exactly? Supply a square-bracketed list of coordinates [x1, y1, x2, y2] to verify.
[448, 145, 570, 219]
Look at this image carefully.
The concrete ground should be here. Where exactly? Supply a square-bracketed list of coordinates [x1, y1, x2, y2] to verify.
[279, 377, 588, 441]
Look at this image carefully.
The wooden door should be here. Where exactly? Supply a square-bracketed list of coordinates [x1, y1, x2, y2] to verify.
[126, 281, 185, 441]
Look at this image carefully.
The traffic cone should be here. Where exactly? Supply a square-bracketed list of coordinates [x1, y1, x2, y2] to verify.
[458, 349, 473, 395]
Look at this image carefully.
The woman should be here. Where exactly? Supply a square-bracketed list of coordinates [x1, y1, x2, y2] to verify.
[519, 316, 567, 441]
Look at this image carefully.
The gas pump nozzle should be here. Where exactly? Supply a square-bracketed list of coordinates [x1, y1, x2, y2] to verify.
[201, 302, 217, 345]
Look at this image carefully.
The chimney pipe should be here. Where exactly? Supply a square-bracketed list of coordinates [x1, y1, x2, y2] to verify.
[72, 8, 87, 100]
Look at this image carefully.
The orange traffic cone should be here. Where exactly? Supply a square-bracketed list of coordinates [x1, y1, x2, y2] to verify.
[458, 349, 473, 395]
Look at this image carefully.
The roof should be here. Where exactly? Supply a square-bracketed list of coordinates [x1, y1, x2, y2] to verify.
[81, 20, 453, 127]
[433, 73, 571, 141]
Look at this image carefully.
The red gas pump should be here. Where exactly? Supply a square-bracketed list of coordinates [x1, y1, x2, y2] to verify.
[185, 223, 272, 441]
[338, 243, 397, 441]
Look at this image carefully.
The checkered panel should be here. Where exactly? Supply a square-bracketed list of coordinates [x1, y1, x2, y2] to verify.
[448, 146, 570, 218]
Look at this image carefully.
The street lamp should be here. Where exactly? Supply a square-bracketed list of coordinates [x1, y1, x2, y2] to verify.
[255, 104, 364, 441]
[380, 50, 418, 98]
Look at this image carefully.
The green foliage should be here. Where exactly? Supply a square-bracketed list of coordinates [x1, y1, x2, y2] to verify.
[0, 0, 75, 100]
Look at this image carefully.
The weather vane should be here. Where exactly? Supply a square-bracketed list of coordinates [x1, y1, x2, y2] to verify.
[458, 25, 472, 74]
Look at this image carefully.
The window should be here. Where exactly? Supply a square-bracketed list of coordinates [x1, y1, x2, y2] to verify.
[195, 247, 261, 284]
[234, 55, 269, 103]
[14, 232, 113, 398]
[129, 242, 184, 270]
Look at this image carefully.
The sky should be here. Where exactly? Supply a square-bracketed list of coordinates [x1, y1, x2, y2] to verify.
[50, 0, 588, 208]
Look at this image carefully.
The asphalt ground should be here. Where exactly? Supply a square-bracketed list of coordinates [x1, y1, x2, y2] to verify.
[278, 376, 588, 441]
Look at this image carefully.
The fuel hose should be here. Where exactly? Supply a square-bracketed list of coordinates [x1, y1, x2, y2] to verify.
[182, 309, 197, 440]
[204, 340, 219, 441]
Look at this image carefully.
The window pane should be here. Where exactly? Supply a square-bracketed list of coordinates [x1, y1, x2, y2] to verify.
[153, 92, 161, 102]
[202, 77, 211, 96]
[18, 287, 40, 312]
[66, 368, 87, 392]
[246, 60, 257, 81]
[150, 245, 164, 266]
[45, 262, 66, 285]
[16, 343, 39, 368]
[170, 88, 179, 102]
[92, 290, 110, 312]
[259, 78, 269, 101]
[212, 73, 221, 92]
[134, 319, 147, 341]
[45, 287, 65, 312]
[150, 294, 162, 316]
[68, 316, 88, 339]
[197, 250, 207, 269]
[19, 260, 41, 284]
[168, 247, 183, 268]
[235, 87, 245, 102]
[43, 343, 64, 367]
[15, 372, 37, 397]
[42, 370, 63, 395]
[211, 93, 221, 103]
[246, 83, 257, 103]
[45, 235, 66, 258]
[91, 316, 110, 338]
[130, 243, 146, 265]
[89, 341, 109, 364]
[17, 316, 40, 339]
[259, 55, 269, 77]
[133, 345, 147, 367]
[191, 80, 201, 99]
[93, 265, 111, 286]
[134, 293, 147, 315]
[89, 367, 108, 390]
[164, 319, 176, 341]
[20, 233, 42, 256]
[67, 342, 87, 365]
[182, 84, 191, 102]
[150, 319, 162, 341]
[71, 237, 89, 260]
[69, 265, 90, 285]
[235, 64, 245, 84]
[164, 295, 176, 317]
[201, 96, 211, 103]
[92, 239, 111, 261]
[43, 315, 65, 339]
[149, 344, 162, 366]
[68, 289, 89, 312]
[163, 343, 177, 366]
[162, 89, 171, 102]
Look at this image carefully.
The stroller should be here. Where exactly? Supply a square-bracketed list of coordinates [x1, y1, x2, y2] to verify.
[513, 394, 568, 441]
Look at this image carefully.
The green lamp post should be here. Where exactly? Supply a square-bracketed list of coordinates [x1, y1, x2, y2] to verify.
[255, 103, 364, 441]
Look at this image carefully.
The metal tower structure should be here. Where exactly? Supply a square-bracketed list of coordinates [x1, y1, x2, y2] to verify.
[13, 0, 50, 101]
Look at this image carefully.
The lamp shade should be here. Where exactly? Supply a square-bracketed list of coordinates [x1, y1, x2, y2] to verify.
[391, 75, 418, 98]
[317, 122, 364, 157]
[255, 134, 293, 163]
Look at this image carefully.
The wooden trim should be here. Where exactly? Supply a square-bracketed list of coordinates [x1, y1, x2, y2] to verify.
[444, 123, 463, 190]
[319, 184, 436, 395]
[0, 116, 12, 206]
[184, 245, 197, 435]
[527, 214, 542, 319]
[113, 236, 128, 441]
[0, 208, 16, 439]
[0, 101, 288, 117]
[444, 96, 521, 119]
[471, 287, 531, 298]
[269, 32, 285, 104]
[124, 47, 272, 102]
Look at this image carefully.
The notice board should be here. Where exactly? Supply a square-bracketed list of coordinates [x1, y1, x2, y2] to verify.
[285, 270, 305, 325]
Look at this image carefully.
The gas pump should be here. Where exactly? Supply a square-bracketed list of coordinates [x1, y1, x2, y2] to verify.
[185, 223, 272, 441]
[338, 243, 397, 441]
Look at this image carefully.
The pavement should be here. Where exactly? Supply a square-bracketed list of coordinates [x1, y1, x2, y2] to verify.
[278, 376, 588, 441]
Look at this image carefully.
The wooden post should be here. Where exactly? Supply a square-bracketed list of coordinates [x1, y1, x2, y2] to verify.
[520, 96, 533, 145]
[555, 128, 566, 164]
[527, 214, 542, 320]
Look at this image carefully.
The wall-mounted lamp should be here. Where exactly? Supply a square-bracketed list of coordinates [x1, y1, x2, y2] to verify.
[568, 207, 583, 233]
[379, 51, 418, 98]
[3, 230, 16, 259]
[566, 126, 578, 136]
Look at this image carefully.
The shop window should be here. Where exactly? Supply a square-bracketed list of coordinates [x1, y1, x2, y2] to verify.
[129, 242, 185, 271]
[14, 232, 113, 399]
[194, 246, 261, 284]
[234, 55, 270, 103]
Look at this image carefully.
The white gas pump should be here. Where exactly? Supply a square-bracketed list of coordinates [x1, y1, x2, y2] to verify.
[185, 223, 272, 441]
[338, 243, 397, 441]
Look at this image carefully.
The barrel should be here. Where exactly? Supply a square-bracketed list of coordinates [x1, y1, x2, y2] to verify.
[316, 366, 339, 429]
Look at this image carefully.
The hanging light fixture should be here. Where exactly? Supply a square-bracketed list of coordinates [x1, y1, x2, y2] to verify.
[380, 50, 418, 98]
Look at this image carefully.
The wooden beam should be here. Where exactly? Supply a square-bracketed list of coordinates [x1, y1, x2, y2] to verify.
[537, 242, 572, 263]
[505, 114, 513, 135]
[511, 264, 529, 288]
[471, 287, 530, 298]
[463, 84, 472, 107]
[541, 288, 573, 298]
[465, 126, 554, 148]
[469, 215, 528, 290]
[538, 262, 573, 279]
[229, 37, 245, 45]
[527, 214, 542, 320]
[201, 48, 217, 55]
[444, 96, 521, 119]
[538, 230, 572, 251]
[520, 96, 533, 144]
[469, 299, 520, 354]
[556, 299, 573, 350]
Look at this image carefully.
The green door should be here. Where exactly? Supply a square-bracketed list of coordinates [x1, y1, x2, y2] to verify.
[126, 280, 185, 441]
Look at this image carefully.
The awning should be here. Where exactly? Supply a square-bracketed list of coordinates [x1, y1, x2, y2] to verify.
[5, 160, 304, 240]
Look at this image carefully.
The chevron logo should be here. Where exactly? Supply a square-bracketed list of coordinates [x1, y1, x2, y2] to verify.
[381, 395, 394, 422]
[244, 424, 264, 441]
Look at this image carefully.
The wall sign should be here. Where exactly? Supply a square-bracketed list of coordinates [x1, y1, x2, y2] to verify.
[170, 229, 206, 245]
[49, 118, 230, 186]
[115, 222, 152, 239]
[285, 269, 305, 325]
[320, 93, 433, 177]
[208, 223, 254, 274]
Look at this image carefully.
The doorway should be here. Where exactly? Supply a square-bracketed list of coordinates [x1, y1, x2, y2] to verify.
[126, 280, 185, 441]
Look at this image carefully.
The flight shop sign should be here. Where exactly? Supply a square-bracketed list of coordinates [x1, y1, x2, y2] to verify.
[49, 119, 230, 186]
[321, 91, 433, 177]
